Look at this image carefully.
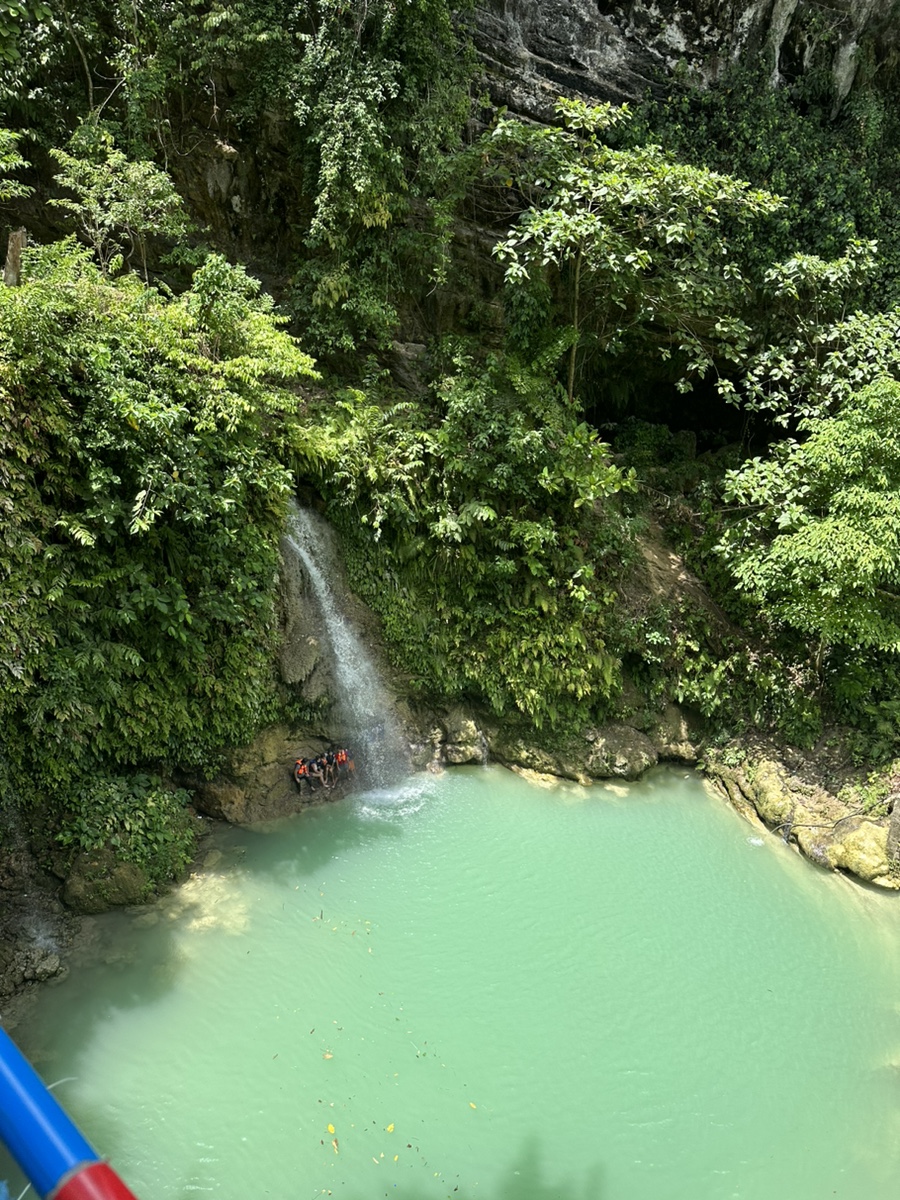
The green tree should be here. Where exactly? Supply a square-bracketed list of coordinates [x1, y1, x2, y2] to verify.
[310, 348, 633, 727]
[733, 275, 900, 427]
[633, 62, 900, 311]
[0, 0, 51, 64]
[717, 377, 900, 660]
[488, 98, 783, 403]
[0, 241, 319, 799]
[0, 126, 29, 200]
[50, 121, 189, 278]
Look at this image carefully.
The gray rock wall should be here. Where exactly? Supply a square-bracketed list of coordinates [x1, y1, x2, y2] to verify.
[473, 0, 900, 118]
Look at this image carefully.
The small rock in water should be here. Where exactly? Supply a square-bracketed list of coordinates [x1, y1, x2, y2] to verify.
[132, 911, 160, 928]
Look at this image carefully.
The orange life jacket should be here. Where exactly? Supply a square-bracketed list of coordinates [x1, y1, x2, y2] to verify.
[295, 759, 308, 776]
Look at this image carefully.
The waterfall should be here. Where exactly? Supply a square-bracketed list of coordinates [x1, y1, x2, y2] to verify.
[284, 504, 407, 789]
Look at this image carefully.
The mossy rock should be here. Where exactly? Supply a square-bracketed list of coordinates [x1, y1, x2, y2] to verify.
[826, 820, 897, 888]
[63, 849, 153, 914]
[746, 760, 796, 827]
[441, 708, 484, 764]
[488, 732, 590, 783]
[583, 724, 658, 781]
[489, 721, 657, 783]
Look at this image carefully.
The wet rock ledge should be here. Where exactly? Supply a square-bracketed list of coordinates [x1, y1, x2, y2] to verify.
[706, 744, 900, 890]
[0, 834, 75, 1016]
[188, 702, 705, 826]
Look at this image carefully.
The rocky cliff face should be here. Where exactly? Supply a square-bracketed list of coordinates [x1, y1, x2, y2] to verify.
[473, 0, 900, 119]
[126, 3, 899, 277]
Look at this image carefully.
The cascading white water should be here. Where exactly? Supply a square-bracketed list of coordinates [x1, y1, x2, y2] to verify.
[285, 503, 407, 788]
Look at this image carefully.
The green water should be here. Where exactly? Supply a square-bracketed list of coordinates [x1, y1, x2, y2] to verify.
[5, 766, 900, 1200]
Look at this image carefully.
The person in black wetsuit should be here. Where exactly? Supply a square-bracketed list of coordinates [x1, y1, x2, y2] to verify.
[308, 756, 329, 789]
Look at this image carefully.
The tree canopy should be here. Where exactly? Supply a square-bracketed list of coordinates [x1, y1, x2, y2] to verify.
[489, 98, 782, 402]
[0, 241, 318, 800]
[719, 377, 900, 655]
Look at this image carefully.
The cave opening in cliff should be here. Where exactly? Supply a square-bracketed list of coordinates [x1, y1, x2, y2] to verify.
[578, 359, 777, 462]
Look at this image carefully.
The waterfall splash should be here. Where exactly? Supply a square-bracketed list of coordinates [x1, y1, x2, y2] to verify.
[285, 504, 407, 790]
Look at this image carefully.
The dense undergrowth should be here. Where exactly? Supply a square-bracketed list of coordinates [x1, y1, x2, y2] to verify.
[5, 2, 900, 884]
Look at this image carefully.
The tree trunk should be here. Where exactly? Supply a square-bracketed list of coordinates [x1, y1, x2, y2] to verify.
[3, 228, 26, 287]
[567, 247, 583, 405]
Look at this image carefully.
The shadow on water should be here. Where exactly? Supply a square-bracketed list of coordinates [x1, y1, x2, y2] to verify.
[7, 779, 429, 1083]
[1, 1135, 611, 1200]
[325, 1139, 604, 1200]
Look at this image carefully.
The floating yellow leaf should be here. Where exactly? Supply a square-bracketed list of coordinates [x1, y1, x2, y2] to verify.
[469, 1102, 477, 1109]
[386, 1123, 394, 1133]
[393, 1155, 399, 1162]
[327, 1124, 334, 1134]
[323, 1052, 333, 1060]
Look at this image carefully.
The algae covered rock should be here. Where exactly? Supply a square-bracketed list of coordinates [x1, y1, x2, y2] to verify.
[886, 793, 900, 863]
[193, 723, 329, 823]
[63, 849, 152, 914]
[745, 760, 796, 828]
[707, 744, 900, 889]
[489, 721, 658, 782]
[584, 724, 658, 781]
[647, 704, 701, 763]
[192, 781, 252, 824]
[827, 820, 897, 888]
[488, 731, 591, 783]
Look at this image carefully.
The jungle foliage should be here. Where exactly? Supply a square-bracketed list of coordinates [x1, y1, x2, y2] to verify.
[56, 772, 196, 885]
[618, 58, 900, 753]
[0, 240, 318, 821]
[720, 377, 900, 659]
[631, 61, 900, 309]
[304, 348, 634, 727]
[488, 98, 782, 404]
[7, 1, 900, 890]
[0, 0, 474, 353]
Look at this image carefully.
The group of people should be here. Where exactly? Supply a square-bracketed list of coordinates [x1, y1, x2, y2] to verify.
[292, 748, 355, 792]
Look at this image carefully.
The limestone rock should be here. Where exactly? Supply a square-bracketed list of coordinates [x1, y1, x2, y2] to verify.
[488, 732, 590, 783]
[192, 781, 250, 824]
[25, 952, 61, 983]
[707, 747, 900, 889]
[63, 850, 152, 915]
[647, 703, 701, 762]
[277, 532, 330, 694]
[793, 823, 833, 870]
[441, 708, 486, 765]
[409, 731, 443, 771]
[886, 792, 900, 863]
[488, 721, 658, 782]
[474, 1, 899, 120]
[444, 743, 482, 765]
[745, 759, 796, 827]
[827, 819, 895, 888]
[191, 724, 340, 824]
[584, 724, 658, 781]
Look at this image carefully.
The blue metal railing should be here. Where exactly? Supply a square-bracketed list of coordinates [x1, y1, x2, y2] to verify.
[0, 1028, 138, 1200]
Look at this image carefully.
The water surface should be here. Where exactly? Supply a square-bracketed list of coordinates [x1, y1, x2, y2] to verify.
[4, 766, 900, 1200]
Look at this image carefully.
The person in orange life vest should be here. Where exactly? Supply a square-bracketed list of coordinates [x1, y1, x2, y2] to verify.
[339, 748, 355, 777]
[293, 758, 310, 791]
